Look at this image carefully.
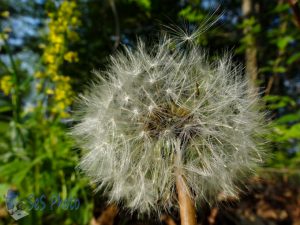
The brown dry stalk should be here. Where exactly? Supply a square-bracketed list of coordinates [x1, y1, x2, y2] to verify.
[91, 204, 119, 225]
[175, 171, 197, 225]
[289, 0, 300, 28]
[160, 214, 177, 225]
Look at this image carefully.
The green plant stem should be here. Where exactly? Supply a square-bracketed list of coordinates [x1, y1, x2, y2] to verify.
[2, 35, 21, 123]
[0, 33, 25, 151]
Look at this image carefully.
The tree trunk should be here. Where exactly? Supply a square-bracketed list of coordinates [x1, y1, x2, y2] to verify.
[242, 0, 259, 84]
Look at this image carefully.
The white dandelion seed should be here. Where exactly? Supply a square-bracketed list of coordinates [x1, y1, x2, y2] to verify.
[71, 26, 267, 217]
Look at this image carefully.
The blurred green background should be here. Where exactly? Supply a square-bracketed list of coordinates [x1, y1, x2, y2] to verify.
[0, 0, 300, 224]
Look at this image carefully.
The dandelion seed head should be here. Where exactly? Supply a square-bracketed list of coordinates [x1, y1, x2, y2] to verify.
[149, 78, 155, 84]
[71, 25, 267, 215]
[148, 104, 154, 112]
[133, 108, 139, 115]
[166, 88, 172, 94]
[124, 95, 130, 103]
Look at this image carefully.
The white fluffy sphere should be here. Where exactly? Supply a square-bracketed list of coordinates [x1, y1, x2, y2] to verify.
[71, 30, 266, 215]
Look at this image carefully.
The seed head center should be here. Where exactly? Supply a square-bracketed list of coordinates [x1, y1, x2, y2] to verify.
[142, 103, 192, 138]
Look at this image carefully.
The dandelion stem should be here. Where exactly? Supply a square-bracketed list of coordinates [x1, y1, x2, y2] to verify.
[175, 152, 197, 225]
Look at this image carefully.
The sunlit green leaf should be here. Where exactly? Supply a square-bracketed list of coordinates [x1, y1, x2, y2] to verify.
[276, 36, 293, 50]
[287, 52, 300, 65]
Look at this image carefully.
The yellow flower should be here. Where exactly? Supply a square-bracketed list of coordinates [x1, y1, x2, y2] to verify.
[55, 89, 66, 101]
[0, 75, 13, 95]
[60, 111, 70, 118]
[44, 53, 55, 64]
[53, 43, 63, 53]
[34, 71, 44, 78]
[1, 11, 10, 18]
[35, 83, 42, 91]
[52, 74, 61, 81]
[64, 51, 78, 63]
[48, 65, 58, 74]
[36, 0, 81, 118]
[46, 89, 54, 95]
[71, 17, 79, 26]
[61, 76, 71, 82]
[51, 101, 67, 114]
[64, 98, 73, 106]
[50, 34, 64, 44]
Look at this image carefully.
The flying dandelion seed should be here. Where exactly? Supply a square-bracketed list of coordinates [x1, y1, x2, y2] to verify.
[71, 25, 266, 218]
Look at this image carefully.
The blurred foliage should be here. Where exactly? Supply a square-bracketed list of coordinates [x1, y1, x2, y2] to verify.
[0, 0, 300, 224]
[0, 1, 92, 224]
